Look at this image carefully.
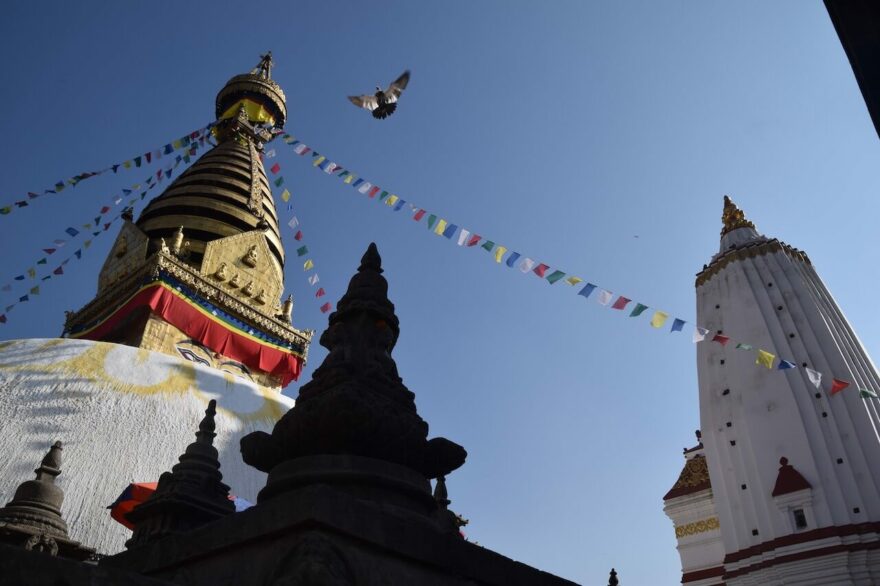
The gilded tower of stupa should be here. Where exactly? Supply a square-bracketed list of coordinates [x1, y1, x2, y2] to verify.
[62, 53, 311, 389]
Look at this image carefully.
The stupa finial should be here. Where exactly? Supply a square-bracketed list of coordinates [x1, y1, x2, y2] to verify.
[721, 195, 756, 236]
[608, 567, 619, 586]
[254, 51, 273, 79]
[195, 399, 218, 446]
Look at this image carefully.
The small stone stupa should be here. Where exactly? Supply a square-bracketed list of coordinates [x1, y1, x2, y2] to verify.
[0, 441, 94, 561]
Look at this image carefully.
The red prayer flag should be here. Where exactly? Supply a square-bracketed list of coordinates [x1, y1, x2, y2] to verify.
[315, 288, 325, 298]
[611, 296, 631, 310]
[42, 248, 56, 255]
[294, 230, 303, 241]
[53, 266, 64, 275]
[368, 186, 380, 198]
[712, 334, 730, 346]
[100, 206, 110, 214]
[830, 378, 850, 395]
[533, 264, 550, 278]
[320, 302, 332, 313]
[413, 209, 426, 221]
[467, 234, 481, 246]
[270, 163, 281, 174]
[0, 314, 6, 324]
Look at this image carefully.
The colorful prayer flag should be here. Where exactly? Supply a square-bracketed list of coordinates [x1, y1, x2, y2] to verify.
[288, 216, 299, 229]
[494, 246, 507, 263]
[578, 283, 597, 299]
[859, 388, 878, 399]
[414, 209, 427, 222]
[53, 266, 63, 275]
[368, 186, 380, 197]
[308, 274, 320, 286]
[481, 240, 495, 252]
[565, 276, 583, 286]
[27, 268, 35, 279]
[281, 189, 291, 202]
[650, 311, 669, 328]
[297, 246, 309, 257]
[546, 270, 566, 284]
[630, 303, 648, 317]
[458, 229, 471, 246]
[830, 378, 850, 395]
[467, 234, 482, 247]
[443, 223, 457, 239]
[29, 286, 39, 295]
[274, 177, 284, 187]
[778, 360, 796, 370]
[303, 259, 314, 270]
[611, 296, 631, 310]
[735, 343, 753, 350]
[294, 230, 303, 241]
[670, 318, 685, 332]
[519, 258, 536, 273]
[358, 182, 372, 194]
[320, 302, 332, 313]
[712, 334, 730, 346]
[693, 327, 710, 343]
[315, 288, 325, 298]
[427, 215, 437, 229]
[756, 350, 775, 369]
[806, 368, 822, 388]
[434, 219, 448, 236]
[506, 252, 522, 268]
[265, 149, 276, 158]
[597, 289, 613, 306]
[533, 263, 549, 278]
[65, 227, 79, 237]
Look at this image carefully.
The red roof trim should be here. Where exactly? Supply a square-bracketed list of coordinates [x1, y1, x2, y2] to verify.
[771, 457, 812, 497]
[724, 538, 880, 580]
[682, 565, 725, 583]
[723, 522, 880, 564]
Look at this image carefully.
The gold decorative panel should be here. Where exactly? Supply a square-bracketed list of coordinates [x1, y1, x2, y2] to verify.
[675, 517, 720, 538]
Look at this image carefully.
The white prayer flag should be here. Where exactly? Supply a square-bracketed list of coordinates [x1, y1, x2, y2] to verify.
[806, 368, 822, 388]
[294, 144, 307, 154]
[457, 229, 471, 246]
[693, 327, 710, 343]
[114, 196, 123, 205]
[325, 163, 337, 174]
[597, 289, 613, 306]
[519, 258, 536, 273]
[265, 149, 276, 158]
[358, 182, 372, 194]
[288, 216, 300, 230]
[308, 274, 320, 286]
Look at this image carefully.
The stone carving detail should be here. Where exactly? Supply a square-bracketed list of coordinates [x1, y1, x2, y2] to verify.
[254, 289, 267, 305]
[212, 262, 228, 282]
[268, 535, 354, 586]
[243, 244, 259, 268]
[242, 243, 466, 479]
[23, 534, 58, 556]
[114, 235, 128, 258]
[159, 238, 171, 255]
[242, 281, 255, 297]
[228, 274, 240, 288]
[675, 517, 720, 538]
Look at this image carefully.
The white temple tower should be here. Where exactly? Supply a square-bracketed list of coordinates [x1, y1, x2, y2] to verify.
[685, 196, 880, 585]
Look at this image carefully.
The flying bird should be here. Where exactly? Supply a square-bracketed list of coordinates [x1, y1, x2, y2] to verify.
[348, 70, 410, 119]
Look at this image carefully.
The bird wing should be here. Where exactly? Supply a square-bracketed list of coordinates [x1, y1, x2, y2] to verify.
[384, 70, 410, 103]
[349, 94, 379, 111]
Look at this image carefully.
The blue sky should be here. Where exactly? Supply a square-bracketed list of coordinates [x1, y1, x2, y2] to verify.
[1, 2, 879, 583]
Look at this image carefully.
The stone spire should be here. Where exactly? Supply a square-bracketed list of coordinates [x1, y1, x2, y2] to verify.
[0, 441, 94, 560]
[126, 400, 234, 548]
[242, 243, 467, 500]
[608, 568, 619, 586]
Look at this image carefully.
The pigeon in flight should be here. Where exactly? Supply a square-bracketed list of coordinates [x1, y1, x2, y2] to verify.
[349, 70, 410, 119]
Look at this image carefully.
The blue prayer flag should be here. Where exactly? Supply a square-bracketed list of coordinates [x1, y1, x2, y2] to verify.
[442, 223, 457, 238]
[778, 360, 797, 370]
[671, 318, 685, 332]
[352, 178, 364, 188]
[393, 199, 406, 211]
[65, 227, 79, 237]
[578, 283, 597, 299]
[506, 252, 522, 268]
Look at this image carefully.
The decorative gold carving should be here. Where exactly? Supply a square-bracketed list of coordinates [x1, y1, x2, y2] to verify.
[159, 238, 170, 255]
[212, 262, 228, 282]
[675, 517, 720, 538]
[280, 294, 293, 322]
[242, 244, 259, 268]
[695, 239, 811, 287]
[254, 289, 267, 305]
[98, 223, 149, 294]
[721, 195, 756, 236]
[228, 274, 240, 288]
[247, 140, 264, 217]
[171, 226, 186, 256]
[241, 281, 255, 297]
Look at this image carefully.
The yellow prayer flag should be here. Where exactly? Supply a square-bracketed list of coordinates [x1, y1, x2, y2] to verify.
[344, 175, 356, 184]
[123, 160, 132, 169]
[494, 246, 508, 263]
[434, 219, 448, 235]
[650, 311, 669, 328]
[27, 268, 36, 279]
[756, 349, 775, 369]
[386, 195, 399, 206]
[84, 240, 92, 249]
[172, 140, 182, 149]
[303, 259, 314, 271]
[565, 276, 584, 286]
[312, 156, 326, 167]
[281, 189, 291, 202]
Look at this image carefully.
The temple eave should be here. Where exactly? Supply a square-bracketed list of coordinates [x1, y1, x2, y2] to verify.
[695, 238, 811, 287]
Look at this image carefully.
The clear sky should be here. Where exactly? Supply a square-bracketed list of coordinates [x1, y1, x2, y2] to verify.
[1, 2, 879, 583]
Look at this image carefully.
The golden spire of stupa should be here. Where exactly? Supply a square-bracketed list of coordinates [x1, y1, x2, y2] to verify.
[721, 195, 756, 236]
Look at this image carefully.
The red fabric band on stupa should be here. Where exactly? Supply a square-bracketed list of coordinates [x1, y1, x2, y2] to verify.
[72, 283, 303, 385]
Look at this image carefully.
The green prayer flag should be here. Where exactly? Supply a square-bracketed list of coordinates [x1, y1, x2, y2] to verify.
[36, 258, 47, 265]
[629, 303, 648, 317]
[427, 215, 436, 229]
[546, 270, 566, 284]
[481, 240, 495, 251]
[736, 343, 753, 350]
[379, 191, 389, 201]
[297, 245, 308, 257]
[860, 388, 878, 399]
[0, 207, 10, 215]
[29, 286, 39, 295]
[274, 176, 284, 187]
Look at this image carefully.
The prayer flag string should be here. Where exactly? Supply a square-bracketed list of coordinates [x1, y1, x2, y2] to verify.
[276, 132, 869, 399]
[0, 123, 213, 218]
